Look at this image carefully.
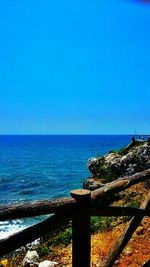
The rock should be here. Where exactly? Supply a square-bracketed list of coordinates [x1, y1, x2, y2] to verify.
[83, 177, 104, 190]
[84, 140, 150, 189]
[38, 260, 58, 267]
[88, 157, 105, 175]
[22, 250, 39, 267]
[27, 239, 40, 250]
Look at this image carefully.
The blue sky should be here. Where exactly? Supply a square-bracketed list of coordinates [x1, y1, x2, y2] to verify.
[0, 0, 150, 134]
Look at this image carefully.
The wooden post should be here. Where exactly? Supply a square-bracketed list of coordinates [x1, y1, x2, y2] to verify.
[70, 189, 91, 267]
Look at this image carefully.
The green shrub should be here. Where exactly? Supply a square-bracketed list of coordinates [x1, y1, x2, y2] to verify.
[91, 216, 118, 233]
[117, 146, 128, 155]
[91, 217, 103, 233]
[101, 217, 117, 231]
[99, 165, 119, 183]
[37, 246, 49, 257]
[109, 147, 127, 155]
[55, 228, 72, 246]
[109, 150, 117, 154]
[47, 226, 72, 247]
[124, 192, 142, 208]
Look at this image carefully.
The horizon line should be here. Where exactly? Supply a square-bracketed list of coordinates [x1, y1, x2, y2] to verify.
[0, 133, 149, 136]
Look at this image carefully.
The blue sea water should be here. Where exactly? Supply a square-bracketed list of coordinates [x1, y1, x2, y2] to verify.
[0, 135, 132, 238]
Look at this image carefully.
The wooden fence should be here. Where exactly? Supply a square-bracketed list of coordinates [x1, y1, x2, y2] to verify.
[0, 168, 150, 267]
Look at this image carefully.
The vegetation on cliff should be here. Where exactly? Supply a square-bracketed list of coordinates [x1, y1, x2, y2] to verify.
[84, 138, 150, 187]
[1, 182, 149, 267]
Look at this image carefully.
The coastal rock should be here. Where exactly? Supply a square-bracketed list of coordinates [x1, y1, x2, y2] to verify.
[88, 157, 105, 175]
[22, 250, 39, 267]
[83, 177, 104, 190]
[85, 140, 150, 189]
[38, 260, 58, 267]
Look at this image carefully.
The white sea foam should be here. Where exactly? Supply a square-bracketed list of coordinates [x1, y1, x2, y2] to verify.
[0, 216, 49, 240]
[0, 219, 26, 239]
[0, 224, 40, 251]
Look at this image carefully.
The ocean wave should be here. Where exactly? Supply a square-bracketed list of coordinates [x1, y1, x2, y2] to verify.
[0, 216, 49, 240]
[0, 219, 26, 240]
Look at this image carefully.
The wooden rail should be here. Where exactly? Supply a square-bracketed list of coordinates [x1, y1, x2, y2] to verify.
[0, 168, 150, 266]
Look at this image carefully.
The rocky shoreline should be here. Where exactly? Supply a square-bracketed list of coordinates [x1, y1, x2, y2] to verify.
[84, 137, 150, 190]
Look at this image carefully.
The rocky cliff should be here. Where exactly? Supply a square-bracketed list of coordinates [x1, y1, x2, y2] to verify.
[83, 139, 150, 190]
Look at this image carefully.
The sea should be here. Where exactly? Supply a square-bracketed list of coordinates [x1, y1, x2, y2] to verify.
[0, 134, 135, 239]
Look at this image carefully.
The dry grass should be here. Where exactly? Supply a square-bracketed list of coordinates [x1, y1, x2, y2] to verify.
[1, 183, 150, 267]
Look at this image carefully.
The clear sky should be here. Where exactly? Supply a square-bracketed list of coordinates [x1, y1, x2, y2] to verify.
[0, 0, 150, 134]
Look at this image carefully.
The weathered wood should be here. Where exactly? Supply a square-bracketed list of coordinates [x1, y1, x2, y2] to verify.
[0, 210, 74, 258]
[101, 192, 150, 267]
[91, 205, 150, 217]
[0, 197, 75, 221]
[91, 168, 150, 201]
[71, 189, 91, 267]
[0, 169, 149, 221]
[1, 202, 150, 224]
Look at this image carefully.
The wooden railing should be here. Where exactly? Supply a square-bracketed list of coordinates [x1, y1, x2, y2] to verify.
[0, 168, 150, 267]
